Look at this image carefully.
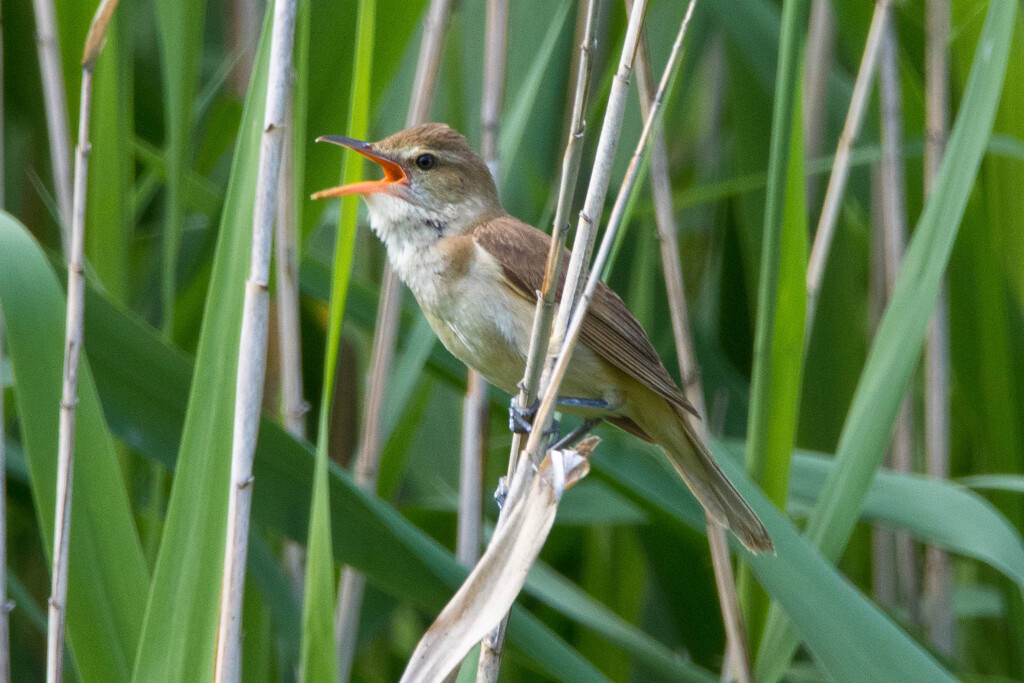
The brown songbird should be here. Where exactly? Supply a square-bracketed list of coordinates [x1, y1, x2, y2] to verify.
[314, 123, 772, 553]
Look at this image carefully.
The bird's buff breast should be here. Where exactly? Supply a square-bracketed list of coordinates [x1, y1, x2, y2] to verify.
[371, 201, 621, 408]
[390, 239, 531, 395]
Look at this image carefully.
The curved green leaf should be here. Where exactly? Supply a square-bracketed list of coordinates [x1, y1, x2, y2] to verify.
[788, 452, 1024, 588]
[131, 11, 273, 681]
[757, 0, 1019, 677]
[0, 213, 149, 682]
[590, 435, 956, 683]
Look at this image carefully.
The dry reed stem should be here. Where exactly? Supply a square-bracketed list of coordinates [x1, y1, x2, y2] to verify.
[805, 0, 891, 337]
[509, 11, 693, 674]
[404, 440, 596, 683]
[528, 0, 690, 465]
[31, 0, 73, 254]
[506, 0, 599, 474]
[334, 2, 452, 678]
[867, 164, 897, 609]
[46, 3, 120, 681]
[632, 10, 751, 681]
[213, 0, 298, 679]
[480, 0, 507, 185]
[274, 91, 308, 600]
[476, 1, 602, 675]
[878, 24, 919, 625]
[803, 0, 835, 202]
[552, 0, 650, 340]
[457, 371, 487, 566]
[275, 99, 308, 440]
[923, 0, 953, 655]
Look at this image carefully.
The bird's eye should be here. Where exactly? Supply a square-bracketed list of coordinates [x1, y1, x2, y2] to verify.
[415, 153, 436, 170]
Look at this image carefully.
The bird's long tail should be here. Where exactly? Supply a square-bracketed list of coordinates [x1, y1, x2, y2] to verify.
[636, 401, 773, 554]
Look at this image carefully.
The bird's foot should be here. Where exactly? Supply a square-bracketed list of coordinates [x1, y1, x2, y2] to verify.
[509, 398, 538, 434]
[494, 476, 509, 509]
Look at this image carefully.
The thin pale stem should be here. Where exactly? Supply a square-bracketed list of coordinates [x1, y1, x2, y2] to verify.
[334, 2, 452, 678]
[457, 370, 487, 566]
[878, 23, 919, 626]
[507, 0, 599, 472]
[213, 0, 298, 679]
[553, 0, 650, 340]
[480, 0, 507, 184]
[632, 9, 750, 681]
[867, 166, 897, 610]
[47, 3, 121, 680]
[476, 1, 600, 677]
[275, 86, 308, 598]
[525, 0, 692, 494]
[805, 0, 891, 338]
[923, 0, 953, 653]
[803, 0, 835, 203]
[30, 0, 73, 254]
[275, 97, 308, 440]
[227, 0, 261, 96]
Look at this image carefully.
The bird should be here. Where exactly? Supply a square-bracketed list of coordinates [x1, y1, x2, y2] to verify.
[313, 123, 772, 553]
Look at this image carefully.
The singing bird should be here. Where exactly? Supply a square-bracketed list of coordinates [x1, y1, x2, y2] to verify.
[314, 123, 772, 553]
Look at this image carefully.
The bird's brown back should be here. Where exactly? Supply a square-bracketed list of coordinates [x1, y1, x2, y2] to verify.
[472, 215, 697, 418]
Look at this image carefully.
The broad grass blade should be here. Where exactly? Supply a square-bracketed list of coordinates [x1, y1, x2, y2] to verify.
[0, 213, 149, 682]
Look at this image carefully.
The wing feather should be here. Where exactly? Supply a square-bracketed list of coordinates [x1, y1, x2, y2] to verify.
[473, 216, 696, 416]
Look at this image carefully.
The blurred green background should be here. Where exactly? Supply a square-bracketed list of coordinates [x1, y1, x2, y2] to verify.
[1, 0, 1023, 680]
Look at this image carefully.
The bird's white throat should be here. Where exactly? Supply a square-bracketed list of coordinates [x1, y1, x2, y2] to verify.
[363, 192, 485, 308]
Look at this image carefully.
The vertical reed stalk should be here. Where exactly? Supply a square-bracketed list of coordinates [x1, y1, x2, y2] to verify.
[30, 0, 73, 253]
[552, 0, 650, 340]
[505, 0, 598, 475]
[633, 12, 751, 681]
[480, 6, 697, 680]
[334, 3, 452, 678]
[805, 0, 891, 336]
[476, 4, 599, 677]
[526, 0, 691, 467]
[323, 3, 376, 678]
[457, 371, 486, 566]
[275, 92, 308, 597]
[213, 0, 298, 679]
[458, 0, 508, 570]
[877, 23, 919, 626]
[923, 0, 954, 653]
[46, 4, 120, 681]
[867, 164, 897, 609]
[803, 0, 835, 203]
[275, 99, 307, 441]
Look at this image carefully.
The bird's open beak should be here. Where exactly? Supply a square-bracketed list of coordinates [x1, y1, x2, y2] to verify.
[311, 135, 407, 199]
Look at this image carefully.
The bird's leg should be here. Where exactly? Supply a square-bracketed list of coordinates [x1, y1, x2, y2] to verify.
[554, 397, 615, 411]
[510, 395, 613, 435]
[550, 418, 602, 451]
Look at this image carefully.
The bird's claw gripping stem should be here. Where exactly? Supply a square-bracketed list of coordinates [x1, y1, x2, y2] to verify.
[494, 476, 509, 509]
[508, 398, 538, 435]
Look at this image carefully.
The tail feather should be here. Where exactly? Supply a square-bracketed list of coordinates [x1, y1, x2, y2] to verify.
[635, 403, 773, 554]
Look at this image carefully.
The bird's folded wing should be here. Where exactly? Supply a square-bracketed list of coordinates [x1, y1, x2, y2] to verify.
[473, 216, 696, 417]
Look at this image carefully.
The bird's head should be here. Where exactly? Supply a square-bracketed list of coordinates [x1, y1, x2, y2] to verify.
[313, 123, 500, 243]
